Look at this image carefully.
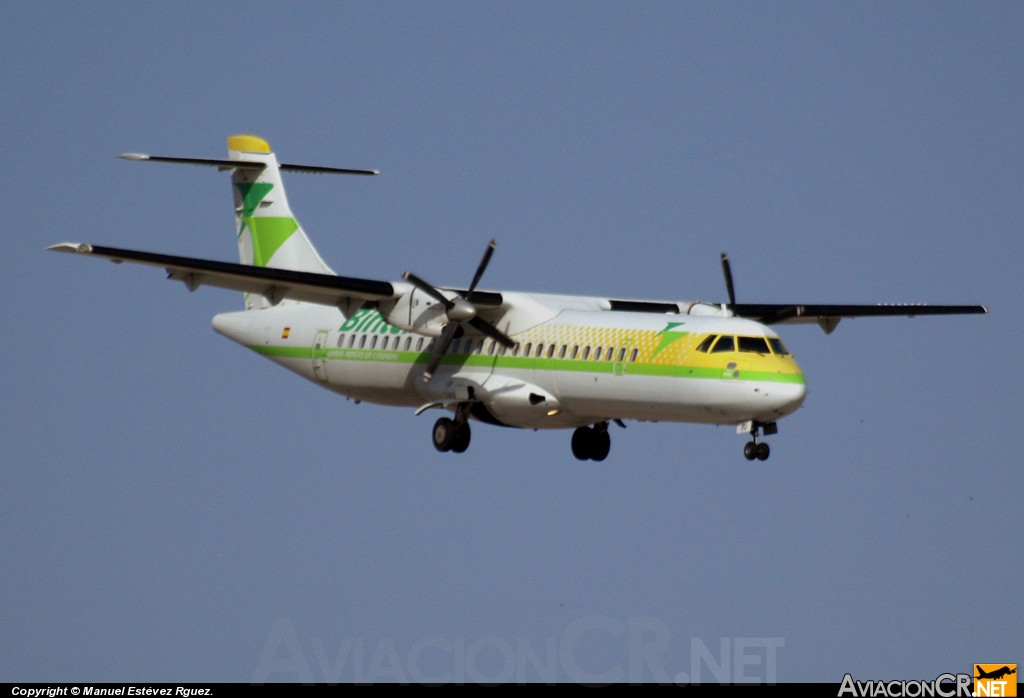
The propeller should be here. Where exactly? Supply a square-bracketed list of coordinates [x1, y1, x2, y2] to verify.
[720, 252, 802, 324]
[403, 239, 514, 381]
[720, 252, 737, 313]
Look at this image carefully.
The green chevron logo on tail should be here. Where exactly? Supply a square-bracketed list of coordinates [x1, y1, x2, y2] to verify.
[234, 181, 299, 267]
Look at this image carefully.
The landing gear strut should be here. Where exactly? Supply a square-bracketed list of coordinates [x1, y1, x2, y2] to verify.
[571, 422, 611, 461]
[742, 421, 776, 461]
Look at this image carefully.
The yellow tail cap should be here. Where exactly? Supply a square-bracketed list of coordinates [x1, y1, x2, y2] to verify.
[227, 134, 271, 153]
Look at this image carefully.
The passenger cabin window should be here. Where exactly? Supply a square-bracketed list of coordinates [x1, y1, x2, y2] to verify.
[594, 346, 602, 361]
[337, 334, 345, 348]
[547, 345, 556, 358]
[710, 336, 734, 353]
[629, 348, 639, 363]
[617, 348, 626, 362]
[738, 336, 771, 354]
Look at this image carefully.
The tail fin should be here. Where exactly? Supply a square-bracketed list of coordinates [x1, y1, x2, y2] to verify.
[227, 135, 334, 276]
[117, 134, 377, 310]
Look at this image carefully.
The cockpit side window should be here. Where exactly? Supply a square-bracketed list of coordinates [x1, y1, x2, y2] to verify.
[738, 336, 771, 354]
[696, 335, 717, 353]
[710, 335, 735, 353]
[768, 338, 790, 356]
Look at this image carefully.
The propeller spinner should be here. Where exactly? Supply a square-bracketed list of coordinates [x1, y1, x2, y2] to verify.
[403, 240, 514, 381]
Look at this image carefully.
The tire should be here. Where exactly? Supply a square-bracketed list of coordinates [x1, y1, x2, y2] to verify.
[590, 430, 611, 462]
[743, 442, 757, 461]
[433, 417, 456, 452]
[571, 427, 593, 460]
[450, 422, 471, 453]
[756, 442, 770, 461]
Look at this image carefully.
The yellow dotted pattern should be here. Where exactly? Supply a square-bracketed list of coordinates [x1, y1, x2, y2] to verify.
[517, 324, 690, 365]
[509, 324, 796, 376]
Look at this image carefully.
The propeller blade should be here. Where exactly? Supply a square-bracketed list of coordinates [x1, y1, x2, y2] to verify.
[402, 271, 453, 309]
[466, 239, 496, 299]
[468, 316, 514, 347]
[720, 253, 737, 307]
[422, 322, 460, 381]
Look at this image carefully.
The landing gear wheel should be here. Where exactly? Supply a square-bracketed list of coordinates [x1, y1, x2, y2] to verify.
[590, 430, 611, 462]
[450, 422, 471, 453]
[755, 442, 770, 461]
[571, 424, 611, 461]
[571, 427, 593, 461]
[432, 417, 457, 452]
[743, 442, 758, 461]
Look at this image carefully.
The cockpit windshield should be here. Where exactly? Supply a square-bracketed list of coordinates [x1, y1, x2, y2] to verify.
[696, 334, 792, 356]
[737, 336, 771, 354]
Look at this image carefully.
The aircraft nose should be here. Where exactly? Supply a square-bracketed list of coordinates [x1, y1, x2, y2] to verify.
[772, 378, 807, 416]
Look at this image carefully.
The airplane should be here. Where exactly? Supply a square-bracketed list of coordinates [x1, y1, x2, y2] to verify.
[975, 666, 1017, 681]
[48, 135, 988, 461]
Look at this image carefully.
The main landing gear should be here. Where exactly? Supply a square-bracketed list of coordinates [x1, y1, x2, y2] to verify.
[433, 416, 471, 453]
[571, 422, 611, 461]
[742, 421, 777, 461]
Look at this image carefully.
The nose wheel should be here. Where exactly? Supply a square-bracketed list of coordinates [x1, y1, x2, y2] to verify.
[741, 421, 776, 461]
[743, 440, 770, 461]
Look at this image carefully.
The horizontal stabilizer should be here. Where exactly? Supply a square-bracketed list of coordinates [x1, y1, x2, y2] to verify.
[117, 153, 378, 176]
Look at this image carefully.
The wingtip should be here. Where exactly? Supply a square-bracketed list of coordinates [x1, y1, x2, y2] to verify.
[47, 242, 93, 254]
[118, 153, 150, 161]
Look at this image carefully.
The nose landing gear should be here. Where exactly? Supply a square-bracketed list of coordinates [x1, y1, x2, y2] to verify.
[741, 421, 777, 461]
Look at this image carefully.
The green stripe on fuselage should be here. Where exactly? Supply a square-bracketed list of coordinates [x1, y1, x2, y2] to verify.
[246, 343, 806, 384]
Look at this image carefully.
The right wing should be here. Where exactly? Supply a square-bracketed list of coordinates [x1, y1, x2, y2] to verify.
[48, 242, 396, 309]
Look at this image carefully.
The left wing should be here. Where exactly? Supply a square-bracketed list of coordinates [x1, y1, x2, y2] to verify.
[713, 253, 987, 333]
[730, 301, 989, 333]
[48, 242, 396, 308]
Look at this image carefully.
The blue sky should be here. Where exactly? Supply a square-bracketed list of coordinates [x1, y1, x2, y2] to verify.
[3, 1, 1020, 683]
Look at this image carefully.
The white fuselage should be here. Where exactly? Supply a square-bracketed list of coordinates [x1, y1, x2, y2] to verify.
[212, 295, 807, 431]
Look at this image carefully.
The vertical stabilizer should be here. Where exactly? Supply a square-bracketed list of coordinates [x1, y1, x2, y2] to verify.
[228, 135, 335, 284]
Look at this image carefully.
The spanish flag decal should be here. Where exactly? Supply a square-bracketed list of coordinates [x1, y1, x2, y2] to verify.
[281, 327, 291, 340]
